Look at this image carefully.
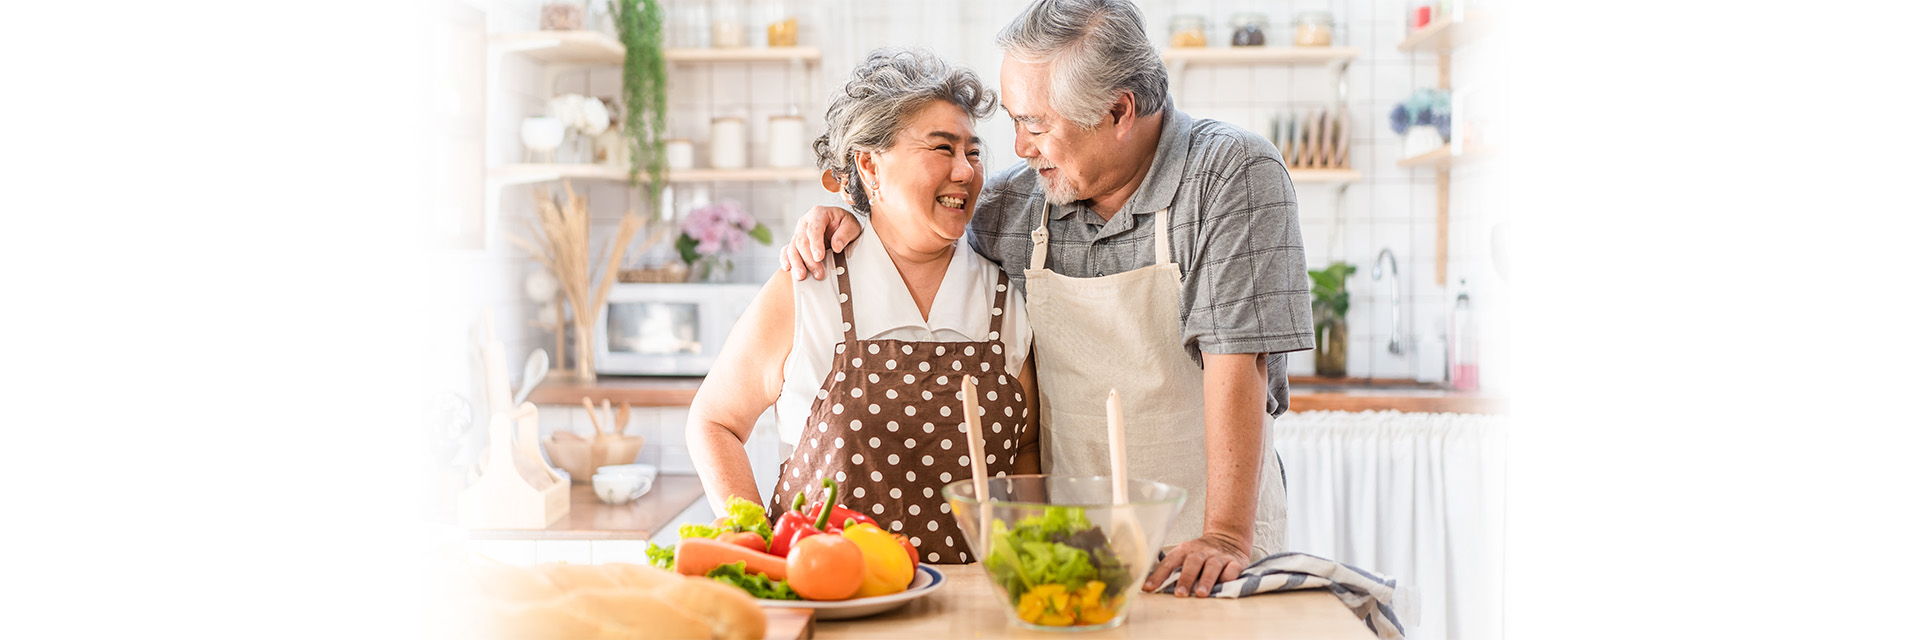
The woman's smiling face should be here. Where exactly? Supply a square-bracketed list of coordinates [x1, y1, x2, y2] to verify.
[858, 100, 984, 253]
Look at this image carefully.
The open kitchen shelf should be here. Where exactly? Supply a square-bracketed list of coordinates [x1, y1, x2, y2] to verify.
[1396, 15, 1487, 54]
[491, 30, 624, 65]
[1289, 168, 1363, 185]
[491, 31, 821, 65]
[1397, 14, 1494, 284]
[1395, 146, 1490, 169]
[1160, 46, 1359, 66]
[665, 46, 821, 63]
[490, 163, 820, 186]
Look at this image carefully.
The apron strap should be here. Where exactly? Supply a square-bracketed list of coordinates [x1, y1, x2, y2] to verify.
[1029, 213, 1050, 271]
[830, 250, 858, 342]
[988, 269, 1009, 336]
[1153, 206, 1172, 265]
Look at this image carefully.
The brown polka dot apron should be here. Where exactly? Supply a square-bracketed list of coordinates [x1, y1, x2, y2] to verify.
[768, 250, 1029, 564]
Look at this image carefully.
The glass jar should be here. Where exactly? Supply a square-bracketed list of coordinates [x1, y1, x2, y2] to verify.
[765, 0, 798, 47]
[666, 0, 710, 48]
[540, 1, 585, 30]
[711, 0, 745, 48]
[1229, 13, 1268, 47]
[1313, 308, 1347, 378]
[1293, 11, 1334, 47]
[1168, 14, 1207, 48]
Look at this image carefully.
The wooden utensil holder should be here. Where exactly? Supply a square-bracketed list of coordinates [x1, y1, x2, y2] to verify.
[458, 402, 569, 529]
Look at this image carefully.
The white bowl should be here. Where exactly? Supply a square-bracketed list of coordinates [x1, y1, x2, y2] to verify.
[595, 463, 657, 480]
[592, 472, 652, 504]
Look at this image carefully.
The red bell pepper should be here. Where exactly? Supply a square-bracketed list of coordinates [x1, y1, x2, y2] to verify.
[807, 502, 877, 531]
[770, 478, 837, 557]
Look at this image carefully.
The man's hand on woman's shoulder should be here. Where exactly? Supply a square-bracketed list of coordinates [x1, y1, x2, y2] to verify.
[779, 205, 863, 281]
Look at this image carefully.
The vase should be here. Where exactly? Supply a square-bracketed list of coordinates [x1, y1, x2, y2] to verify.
[1314, 314, 1348, 378]
[1402, 124, 1443, 158]
[695, 257, 735, 283]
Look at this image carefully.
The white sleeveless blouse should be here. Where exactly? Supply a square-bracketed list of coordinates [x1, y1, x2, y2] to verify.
[776, 220, 1031, 446]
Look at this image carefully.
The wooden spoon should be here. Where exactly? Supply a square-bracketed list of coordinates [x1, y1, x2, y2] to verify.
[1107, 389, 1147, 576]
[616, 401, 632, 435]
[600, 399, 615, 439]
[962, 375, 992, 557]
[582, 397, 605, 438]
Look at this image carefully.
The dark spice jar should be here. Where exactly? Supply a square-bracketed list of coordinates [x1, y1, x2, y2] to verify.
[1230, 12, 1268, 46]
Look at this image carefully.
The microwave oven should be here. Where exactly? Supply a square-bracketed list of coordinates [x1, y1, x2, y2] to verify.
[594, 282, 762, 376]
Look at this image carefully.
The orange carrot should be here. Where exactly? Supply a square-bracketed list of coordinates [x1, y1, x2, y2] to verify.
[675, 537, 789, 581]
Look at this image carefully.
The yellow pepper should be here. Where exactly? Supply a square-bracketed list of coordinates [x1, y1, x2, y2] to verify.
[1016, 583, 1121, 626]
[841, 523, 913, 598]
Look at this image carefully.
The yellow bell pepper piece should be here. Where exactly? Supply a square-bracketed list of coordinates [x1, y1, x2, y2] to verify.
[842, 523, 914, 598]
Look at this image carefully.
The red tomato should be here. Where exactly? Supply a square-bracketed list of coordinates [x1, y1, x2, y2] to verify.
[786, 534, 865, 601]
[717, 531, 767, 553]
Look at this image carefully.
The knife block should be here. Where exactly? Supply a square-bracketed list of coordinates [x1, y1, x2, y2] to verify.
[458, 402, 569, 529]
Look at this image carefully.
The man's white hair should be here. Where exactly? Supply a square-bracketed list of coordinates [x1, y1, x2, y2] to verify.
[994, 0, 1169, 129]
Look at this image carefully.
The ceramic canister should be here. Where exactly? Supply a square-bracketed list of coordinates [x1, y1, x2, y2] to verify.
[666, 138, 695, 170]
[709, 117, 747, 170]
[767, 115, 805, 168]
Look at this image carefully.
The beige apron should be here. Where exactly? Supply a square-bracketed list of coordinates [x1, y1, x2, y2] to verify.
[1024, 207, 1287, 556]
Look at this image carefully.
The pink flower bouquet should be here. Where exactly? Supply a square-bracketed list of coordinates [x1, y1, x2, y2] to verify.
[674, 200, 772, 280]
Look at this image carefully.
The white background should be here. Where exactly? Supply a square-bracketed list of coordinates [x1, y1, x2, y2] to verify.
[3, 0, 1917, 638]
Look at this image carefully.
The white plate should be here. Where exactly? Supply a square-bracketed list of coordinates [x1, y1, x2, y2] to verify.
[759, 565, 946, 620]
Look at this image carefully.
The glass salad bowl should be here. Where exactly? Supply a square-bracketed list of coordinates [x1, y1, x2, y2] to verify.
[944, 475, 1186, 632]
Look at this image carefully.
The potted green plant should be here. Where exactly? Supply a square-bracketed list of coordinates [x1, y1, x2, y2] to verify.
[1309, 262, 1355, 377]
[612, 0, 668, 213]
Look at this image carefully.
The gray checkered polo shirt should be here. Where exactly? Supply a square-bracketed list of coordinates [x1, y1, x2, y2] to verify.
[965, 107, 1315, 416]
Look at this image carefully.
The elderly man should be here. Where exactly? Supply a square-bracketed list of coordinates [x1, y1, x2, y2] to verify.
[781, 0, 1312, 599]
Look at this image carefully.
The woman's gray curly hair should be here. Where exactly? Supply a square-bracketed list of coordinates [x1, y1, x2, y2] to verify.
[812, 48, 998, 214]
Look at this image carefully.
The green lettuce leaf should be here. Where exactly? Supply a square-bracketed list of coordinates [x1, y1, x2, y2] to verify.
[705, 561, 800, 600]
[679, 497, 775, 546]
[982, 506, 1120, 601]
[721, 496, 775, 546]
[645, 541, 676, 570]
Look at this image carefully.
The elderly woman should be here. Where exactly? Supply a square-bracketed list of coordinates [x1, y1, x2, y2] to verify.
[687, 48, 1038, 564]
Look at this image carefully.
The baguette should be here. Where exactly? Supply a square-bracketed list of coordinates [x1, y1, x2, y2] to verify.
[653, 576, 769, 640]
[458, 558, 766, 640]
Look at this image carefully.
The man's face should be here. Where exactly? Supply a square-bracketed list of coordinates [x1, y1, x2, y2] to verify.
[1000, 57, 1116, 206]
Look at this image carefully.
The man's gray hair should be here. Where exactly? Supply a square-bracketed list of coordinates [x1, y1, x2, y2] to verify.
[995, 0, 1168, 129]
[813, 48, 998, 214]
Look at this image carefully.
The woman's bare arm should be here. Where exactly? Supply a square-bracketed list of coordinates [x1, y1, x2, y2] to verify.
[686, 272, 795, 512]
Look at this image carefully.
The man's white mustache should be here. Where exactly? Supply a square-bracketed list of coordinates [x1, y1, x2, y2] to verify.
[1026, 159, 1057, 171]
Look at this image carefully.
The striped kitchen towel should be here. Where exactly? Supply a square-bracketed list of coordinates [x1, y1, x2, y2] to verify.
[1149, 551, 1417, 639]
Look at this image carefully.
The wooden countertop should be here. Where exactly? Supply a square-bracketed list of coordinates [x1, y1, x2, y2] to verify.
[811, 564, 1375, 640]
[462, 474, 704, 540]
[532, 375, 1504, 414]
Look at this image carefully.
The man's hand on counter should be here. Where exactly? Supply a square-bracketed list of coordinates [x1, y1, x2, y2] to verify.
[1144, 532, 1252, 599]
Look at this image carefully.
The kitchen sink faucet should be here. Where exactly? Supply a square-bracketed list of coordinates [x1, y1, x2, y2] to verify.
[1372, 248, 1403, 356]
